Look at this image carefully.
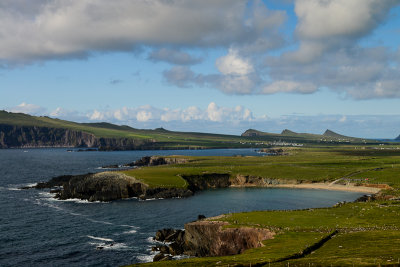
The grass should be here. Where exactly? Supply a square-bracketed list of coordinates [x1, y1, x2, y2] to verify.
[122, 147, 400, 267]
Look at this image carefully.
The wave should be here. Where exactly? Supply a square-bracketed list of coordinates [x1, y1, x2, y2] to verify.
[7, 182, 38, 191]
[86, 218, 114, 225]
[122, 229, 137, 234]
[136, 254, 155, 263]
[87, 235, 114, 242]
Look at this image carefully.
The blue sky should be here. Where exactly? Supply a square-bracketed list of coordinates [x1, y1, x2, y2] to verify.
[1, 0, 400, 138]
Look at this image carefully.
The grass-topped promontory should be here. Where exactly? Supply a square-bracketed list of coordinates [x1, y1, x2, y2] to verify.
[133, 201, 400, 267]
[122, 147, 400, 191]
[123, 146, 400, 267]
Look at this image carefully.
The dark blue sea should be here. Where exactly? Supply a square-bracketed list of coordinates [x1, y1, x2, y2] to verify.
[0, 148, 364, 267]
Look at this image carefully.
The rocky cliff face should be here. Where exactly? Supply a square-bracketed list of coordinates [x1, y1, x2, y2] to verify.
[0, 124, 98, 148]
[184, 220, 274, 256]
[35, 171, 193, 202]
[181, 173, 231, 191]
[0, 124, 154, 150]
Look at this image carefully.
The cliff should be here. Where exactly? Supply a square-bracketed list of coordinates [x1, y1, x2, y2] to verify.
[0, 124, 152, 150]
[184, 220, 274, 256]
[0, 124, 98, 148]
[151, 220, 275, 261]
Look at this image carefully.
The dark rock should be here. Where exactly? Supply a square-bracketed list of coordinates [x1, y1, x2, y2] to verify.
[181, 173, 231, 192]
[101, 164, 119, 169]
[155, 228, 176, 242]
[169, 242, 184, 256]
[50, 189, 61, 194]
[153, 253, 172, 262]
[356, 194, 376, 202]
[197, 214, 206, 220]
[159, 245, 170, 254]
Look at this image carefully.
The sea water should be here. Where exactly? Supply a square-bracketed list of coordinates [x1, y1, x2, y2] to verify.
[0, 148, 364, 267]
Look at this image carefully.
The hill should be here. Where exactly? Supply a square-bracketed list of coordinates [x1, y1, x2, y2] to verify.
[241, 128, 373, 144]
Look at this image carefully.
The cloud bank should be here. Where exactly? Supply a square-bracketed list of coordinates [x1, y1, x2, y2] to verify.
[1, 0, 399, 99]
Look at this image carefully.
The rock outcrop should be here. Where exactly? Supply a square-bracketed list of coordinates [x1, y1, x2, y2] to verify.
[128, 156, 188, 167]
[30, 170, 193, 202]
[152, 220, 275, 261]
[184, 220, 274, 256]
[181, 173, 231, 192]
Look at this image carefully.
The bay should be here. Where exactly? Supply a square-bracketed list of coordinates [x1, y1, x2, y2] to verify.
[0, 148, 363, 267]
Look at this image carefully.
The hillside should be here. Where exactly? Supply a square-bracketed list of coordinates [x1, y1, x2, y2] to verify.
[0, 110, 253, 150]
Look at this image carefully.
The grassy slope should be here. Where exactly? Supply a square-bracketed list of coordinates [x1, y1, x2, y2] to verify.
[124, 147, 400, 266]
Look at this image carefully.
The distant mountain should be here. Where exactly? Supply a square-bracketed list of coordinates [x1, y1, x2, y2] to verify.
[323, 129, 353, 139]
[241, 128, 375, 144]
[395, 135, 400, 141]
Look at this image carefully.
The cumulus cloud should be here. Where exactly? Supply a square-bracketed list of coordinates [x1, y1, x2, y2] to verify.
[0, 0, 285, 65]
[216, 49, 254, 75]
[8, 102, 47, 115]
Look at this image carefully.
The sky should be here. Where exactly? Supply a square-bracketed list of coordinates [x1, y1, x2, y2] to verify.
[1, 0, 400, 138]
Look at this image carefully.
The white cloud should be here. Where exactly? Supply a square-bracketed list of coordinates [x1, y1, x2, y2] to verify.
[89, 110, 105, 121]
[216, 49, 254, 75]
[8, 102, 47, 115]
[136, 110, 152, 122]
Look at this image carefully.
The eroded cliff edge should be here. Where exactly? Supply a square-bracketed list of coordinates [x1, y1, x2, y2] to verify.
[0, 124, 153, 150]
[184, 220, 274, 257]
[151, 219, 275, 262]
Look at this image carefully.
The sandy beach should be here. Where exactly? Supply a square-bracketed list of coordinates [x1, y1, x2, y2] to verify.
[267, 183, 382, 194]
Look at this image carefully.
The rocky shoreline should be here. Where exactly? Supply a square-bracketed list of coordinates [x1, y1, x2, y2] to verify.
[151, 215, 274, 262]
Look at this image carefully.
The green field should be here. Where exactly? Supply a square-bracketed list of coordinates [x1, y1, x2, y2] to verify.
[122, 146, 400, 267]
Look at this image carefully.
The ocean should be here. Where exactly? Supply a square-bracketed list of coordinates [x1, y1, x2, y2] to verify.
[0, 148, 364, 266]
